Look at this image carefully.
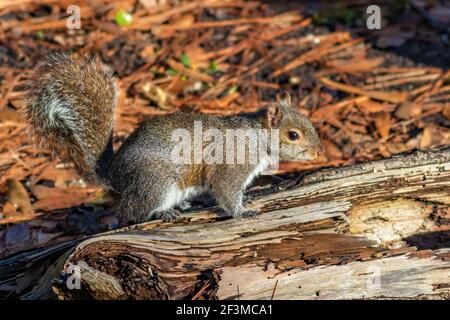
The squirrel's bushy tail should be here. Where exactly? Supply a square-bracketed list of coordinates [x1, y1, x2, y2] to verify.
[23, 52, 118, 185]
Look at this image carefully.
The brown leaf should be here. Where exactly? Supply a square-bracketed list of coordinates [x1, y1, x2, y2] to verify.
[2, 202, 19, 217]
[6, 179, 34, 214]
[35, 162, 81, 189]
[167, 59, 214, 83]
[32, 193, 97, 212]
[374, 113, 391, 139]
[395, 102, 422, 120]
[137, 81, 175, 110]
[420, 126, 433, 148]
[311, 97, 368, 122]
[0, 108, 21, 122]
[420, 124, 450, 148]
[443, 104, 450, 121]
[322, 139, 342, 159]
[326, 57, 384, 73]
[171, 13, 195, 28]
[356, 99, 396, 113]
[30, 184, 96, 200]
[319, 77, 407, 104]
[140, 44, 156, 62]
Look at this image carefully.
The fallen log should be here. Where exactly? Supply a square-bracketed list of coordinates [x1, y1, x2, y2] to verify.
[1, 147, 449, 300]
[49, 146, 450, 300]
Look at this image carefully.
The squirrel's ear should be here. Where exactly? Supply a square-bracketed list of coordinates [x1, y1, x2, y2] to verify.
[278, 91, 292, 107]
[265, 103, 284, 128]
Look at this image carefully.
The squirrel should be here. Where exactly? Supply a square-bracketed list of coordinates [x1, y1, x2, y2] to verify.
[24, 52, 324, 224]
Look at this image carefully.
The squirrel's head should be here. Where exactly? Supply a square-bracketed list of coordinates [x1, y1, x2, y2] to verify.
[264, 92, 324, 161]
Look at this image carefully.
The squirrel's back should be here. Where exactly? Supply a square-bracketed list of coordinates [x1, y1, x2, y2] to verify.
[24, 52, 118, 184]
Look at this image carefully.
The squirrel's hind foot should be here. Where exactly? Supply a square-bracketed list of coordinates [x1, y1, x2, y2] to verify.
[241, 210, 259, 219]
[153, 208, 181, 222]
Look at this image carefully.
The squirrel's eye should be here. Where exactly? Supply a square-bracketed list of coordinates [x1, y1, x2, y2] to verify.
[288, 130, 300, 141]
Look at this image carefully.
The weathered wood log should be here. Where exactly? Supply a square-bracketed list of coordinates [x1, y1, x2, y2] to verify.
[44, 146, 450, 300]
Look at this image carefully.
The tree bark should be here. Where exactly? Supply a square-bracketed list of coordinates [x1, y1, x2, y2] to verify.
[46, 146, 450, 300]
[1, 147, 449, 300]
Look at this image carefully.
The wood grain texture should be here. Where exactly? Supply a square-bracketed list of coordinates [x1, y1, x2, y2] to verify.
[47, 146, 450, 300]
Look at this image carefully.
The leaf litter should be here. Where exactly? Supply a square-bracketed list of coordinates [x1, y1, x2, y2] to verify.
[0, 0, 448, 257]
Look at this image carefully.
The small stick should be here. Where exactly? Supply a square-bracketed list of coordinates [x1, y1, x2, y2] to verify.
[271, 280, 279, 300]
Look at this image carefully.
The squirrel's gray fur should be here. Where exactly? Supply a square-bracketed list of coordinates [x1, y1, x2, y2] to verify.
[24, 52, 324, 224]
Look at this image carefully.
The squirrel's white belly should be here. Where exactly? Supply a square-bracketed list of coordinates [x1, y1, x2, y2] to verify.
[155, 184, 205, 212]
[154, 157, 273, 213]
[243, 157, 274, 190]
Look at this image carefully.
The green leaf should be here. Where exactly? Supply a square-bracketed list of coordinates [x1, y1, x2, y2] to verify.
[166, 68, 177, 76]
[36, 30, 45, 39]
[115, 10, 133, 26]
[227, 85, 238, 95]
[180, 54, 190, 68]
[208, 60, 219, 73]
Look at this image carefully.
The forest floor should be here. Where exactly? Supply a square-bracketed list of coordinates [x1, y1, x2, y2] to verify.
[0, 0, 449, 259]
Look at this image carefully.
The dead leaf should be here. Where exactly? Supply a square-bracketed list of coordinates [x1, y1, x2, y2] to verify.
[384, 142, 411, 155]
[2, 202, 19, 217]
[357, 99, 396, 113]
[30, 184, 96, 200]
[138, 81, 175, 110]
[0, 108, 21, 122]
[6, 179, 34, 214]
[32, 192, 97, 212]
[420, 124, 450, 148]
[319, 77, 407, 104]
[395, 102, 422, 120]
[140, 44, 156, 61]
[311, 97, 368, 122]
[374, 112, 391, 139]
[322, 139, 342, 159]
[420, 126, 433, 148]
[167, 59, 214, 83]
[443, 105, 450, 121]
[172, 13, 194, 27]
[139, 0, 166, 8]
[35, 162, 81, 188]
[326, 57, 384, 73]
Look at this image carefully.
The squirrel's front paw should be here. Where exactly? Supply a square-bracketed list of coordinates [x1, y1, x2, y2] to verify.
[154, 208, 181, 222]
[242, 210, 259, 219]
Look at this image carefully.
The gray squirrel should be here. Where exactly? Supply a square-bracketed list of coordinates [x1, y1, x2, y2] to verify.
[24, 52, 324, 223]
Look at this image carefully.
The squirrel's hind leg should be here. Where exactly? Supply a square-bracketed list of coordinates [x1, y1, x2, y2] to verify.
[114, 176, 179, 224]
[153, 208, 181, 222]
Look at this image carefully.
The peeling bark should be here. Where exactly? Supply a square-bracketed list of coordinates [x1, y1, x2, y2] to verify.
[48, 147, 450, 300]
[0, 147, 449, 300]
